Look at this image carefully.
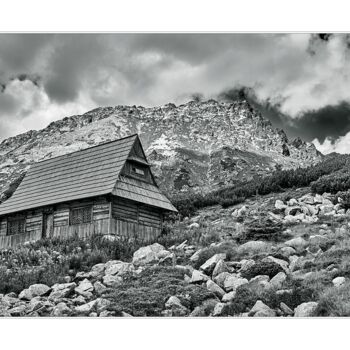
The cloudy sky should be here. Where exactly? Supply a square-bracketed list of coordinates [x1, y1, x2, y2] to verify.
[0, 33, 350, 153]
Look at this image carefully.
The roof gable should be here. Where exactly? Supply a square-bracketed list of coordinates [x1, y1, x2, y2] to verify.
[0, 135, 137, 215]
[0, 134, 177, 215]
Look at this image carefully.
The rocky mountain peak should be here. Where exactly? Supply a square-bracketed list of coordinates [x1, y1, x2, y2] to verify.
[0, 99, 322, 200]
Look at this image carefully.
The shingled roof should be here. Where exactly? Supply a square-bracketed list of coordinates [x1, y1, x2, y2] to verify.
[0, 134, 177, 215]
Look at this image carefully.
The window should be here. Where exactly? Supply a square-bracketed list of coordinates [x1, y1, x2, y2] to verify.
[131, 166, 145, 176]
[70, 206, 92, 225]
[7, 217, 25, 236]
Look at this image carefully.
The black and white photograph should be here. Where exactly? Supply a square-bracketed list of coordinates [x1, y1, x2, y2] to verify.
[1, 1, 350, 348]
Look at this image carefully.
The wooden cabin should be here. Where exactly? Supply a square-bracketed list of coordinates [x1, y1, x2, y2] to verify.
[0, 134, 177, 249]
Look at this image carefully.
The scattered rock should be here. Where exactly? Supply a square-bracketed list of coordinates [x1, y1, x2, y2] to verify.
[294, 302, 318, 317]
[332, 276, 346, 287]
[249, 300, 276, 317]
[132, 243, 167, 266]
[212, 259, 229, 278]
[284, 237, 308, 251]
[190, 270, 210, 283]
[269, 272, 287, 289]
[51, 302, 72, 317]
[206, 280, 225, 298]
[223, 275, 248, 292]
[102, 275, 123, 287]
[212, 302, 225, 316]
[200, 253, 226, 275]
[280, 302, 294, 316]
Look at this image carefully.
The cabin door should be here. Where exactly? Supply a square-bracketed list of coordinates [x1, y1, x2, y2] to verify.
[42, 213, 54, 238]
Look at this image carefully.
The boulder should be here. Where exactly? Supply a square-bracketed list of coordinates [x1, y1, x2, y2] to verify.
[200, 253, 226, 275]
[299, 194, 314, 205]
[279, 246, 296, 258]
[237, 241, 270, 254]
[51, 302, 72, 317]
[93, 281, 108, 296]
[275, 200, 287, 210]
[269, 272, 287, 289]
[105, 262, 135, 276]
[239, 259, 256, 275]
[165, 296, 188, 316]
[75, 300, 98, 316]
[294, 302, 318, 317]
[285, 206, 302, 216]
[8, 304, 27, 317]
[280, 302, 294, 316]
[206, 280, 225, 298]
[102, 275, 123, 287]
[287, 198, 299, 206]
[223, 275, 248, 292]
[283, 215, 300, 224]
[19, 284, 51, 301]
[284, 237, 308, 251]
[190, 269, 210, 283]
[319, 204, 334, 215]
[222, 291, 236, 302]
[132, 243, 167, 266]
[49, 282, 76, 301]
[247, 275, 271, 293]
[314, 194, 323, 204]
[249, 300, 276, 317]
[332, 276, 346, 287]
[18, 289, 33, 301]
[189, 249, 203, 263]
[214, 272, 232, 289]
[188, 222, 200, 229]
[94, 298, 112, 314]
[262, 256, 289, 273]
[75, 279, 94, 296]
[212, 302, 225, 316]
[212, 259, 229, 278]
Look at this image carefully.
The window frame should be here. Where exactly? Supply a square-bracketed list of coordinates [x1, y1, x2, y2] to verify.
[7, 216, 26, 236]
[69, 205, 93, 226]
[131, 165, 146, 177]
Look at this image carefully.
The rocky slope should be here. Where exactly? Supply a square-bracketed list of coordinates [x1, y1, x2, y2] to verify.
[0, 99, 322, 200]
[1, 189, 349, 317]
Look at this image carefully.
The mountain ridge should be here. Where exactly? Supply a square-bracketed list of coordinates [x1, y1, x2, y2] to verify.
[0, 99, 323, 201]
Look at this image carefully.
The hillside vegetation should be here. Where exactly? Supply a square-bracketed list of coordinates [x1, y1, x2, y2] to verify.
[171, 153, 350, 217]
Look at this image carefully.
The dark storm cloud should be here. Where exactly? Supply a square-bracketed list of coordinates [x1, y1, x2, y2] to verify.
[218, 86, 350, 144]
[0, 33, 350, 153]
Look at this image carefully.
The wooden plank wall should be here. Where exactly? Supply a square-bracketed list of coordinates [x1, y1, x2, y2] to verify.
[111, 197, 162, 242]
[0, 231, 42, 249]
[26, 211, 43, 235]
[0, 211, 43, 249]
[0, 218, 7, 236]
[51, 197, 110, 239]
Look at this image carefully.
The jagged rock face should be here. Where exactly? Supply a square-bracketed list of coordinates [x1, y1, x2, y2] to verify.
[0, 99, 322, 199]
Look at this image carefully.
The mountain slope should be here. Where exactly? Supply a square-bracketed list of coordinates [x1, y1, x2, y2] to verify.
[0, 99, 322, 201]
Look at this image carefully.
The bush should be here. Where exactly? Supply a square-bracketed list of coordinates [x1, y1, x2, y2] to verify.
[314, 282, 350, 316]
[0, 235, 162, 294]
[239, 216, 284, 242]
[192, 242, 239, 269]
[105, 266, 216, 316]
[240, 260, 283, 280]
[171, 153, 350, 217]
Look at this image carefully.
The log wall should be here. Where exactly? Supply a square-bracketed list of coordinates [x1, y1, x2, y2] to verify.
[111, 197, 162, 242]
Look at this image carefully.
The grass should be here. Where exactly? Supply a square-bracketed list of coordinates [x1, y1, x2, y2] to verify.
[105, 266, 216, 316]
[314, 282, 350, 316]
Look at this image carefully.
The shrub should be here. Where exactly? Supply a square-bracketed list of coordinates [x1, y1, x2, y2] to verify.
[314, 282, 350, 316]
[105, 266, 215, 316]
[240, 260, 283, 280]
[239, 216, 284, 242]
[171, 153, 350, 217]
[192, 242, 239, 269]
